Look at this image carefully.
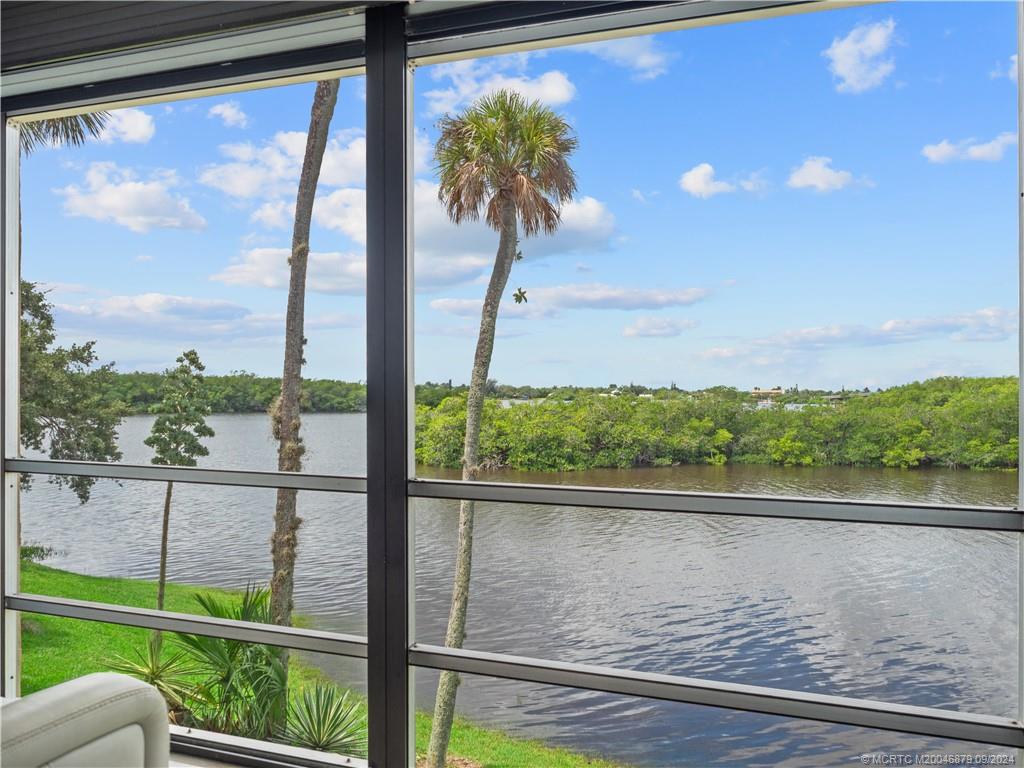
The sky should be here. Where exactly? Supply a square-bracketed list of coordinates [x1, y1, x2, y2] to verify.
[18, 2, 1020, 390]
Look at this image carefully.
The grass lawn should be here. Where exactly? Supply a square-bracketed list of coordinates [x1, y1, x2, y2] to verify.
[19, 563, 627, 768]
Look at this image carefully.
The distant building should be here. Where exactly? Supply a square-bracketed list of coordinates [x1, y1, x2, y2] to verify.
[751, 386, 784, 399]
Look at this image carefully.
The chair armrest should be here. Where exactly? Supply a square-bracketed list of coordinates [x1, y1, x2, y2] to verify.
[1, 673, 169, 768]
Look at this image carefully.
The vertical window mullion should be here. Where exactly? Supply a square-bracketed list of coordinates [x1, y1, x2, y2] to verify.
[366, 5, 412, 767]
[1016, 1, 1024, 760]
[1, 118, 20, 698]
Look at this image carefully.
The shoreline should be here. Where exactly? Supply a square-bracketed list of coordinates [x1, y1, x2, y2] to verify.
[19, 562, 628, 768]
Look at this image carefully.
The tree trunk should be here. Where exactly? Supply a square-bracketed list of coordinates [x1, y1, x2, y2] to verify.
[427, 200, 518, 768]
[270, 79, 340, 645]
[157, 480, 173, 612]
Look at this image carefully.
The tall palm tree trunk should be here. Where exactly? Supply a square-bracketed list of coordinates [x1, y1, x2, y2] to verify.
[270, 79, 340, 641]
[157, 480, 173, 611]
[427, 200, 518, 768]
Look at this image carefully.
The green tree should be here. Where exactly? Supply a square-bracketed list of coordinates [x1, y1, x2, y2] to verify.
[144, 350, 214, 612]
[426, 90, 578, 768]
[20, 281, 124, 501]
[19, 112, 119, 502]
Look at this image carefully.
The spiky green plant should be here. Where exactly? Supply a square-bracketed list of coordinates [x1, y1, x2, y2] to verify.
[108, 633, 193, 714]
[281, 683, 367, 757]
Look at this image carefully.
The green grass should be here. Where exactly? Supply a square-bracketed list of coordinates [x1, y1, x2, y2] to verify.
[20, 563, 627, 768]
[414, 711, 624, 768]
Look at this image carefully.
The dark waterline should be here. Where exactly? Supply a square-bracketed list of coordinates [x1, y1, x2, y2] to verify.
[21, 414, 1019, 767]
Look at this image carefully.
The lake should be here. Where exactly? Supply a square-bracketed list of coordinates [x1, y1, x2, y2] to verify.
[20, 413, 1020, 767]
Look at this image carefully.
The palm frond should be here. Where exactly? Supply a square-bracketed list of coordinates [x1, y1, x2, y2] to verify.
[435, 89, 577, 236]
[19, 112, 110, 155]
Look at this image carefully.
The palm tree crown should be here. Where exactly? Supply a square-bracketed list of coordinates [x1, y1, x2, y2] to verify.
[19, 113, 109, 155]
[435, 89, 578, 237]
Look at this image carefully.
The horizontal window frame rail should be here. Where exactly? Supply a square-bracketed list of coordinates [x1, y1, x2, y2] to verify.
[409, 478, 1024, 531]
[4, 458, 367, 494]
[406, 0, 817, 62]
[169, 736, 337, 768]
[6, 593, 368, 658]
[0, 39, 365, 118]
[410, 644, 1024, 749]
[169, 728, 358, 768]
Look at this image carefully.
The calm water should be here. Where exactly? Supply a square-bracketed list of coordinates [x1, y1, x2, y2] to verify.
[21, 414, 1020, 767]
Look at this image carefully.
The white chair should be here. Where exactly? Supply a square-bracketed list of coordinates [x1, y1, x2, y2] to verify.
[1, 673, 169, 768]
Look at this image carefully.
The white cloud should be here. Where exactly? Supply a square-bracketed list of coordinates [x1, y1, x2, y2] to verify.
[430, 297, 545, 320]
[320, 130, 366, 186]
[250, 200, 294, 229]
[211, 247, 365, 295]
[701, 307, 1016, 361]
[135, 254, 153, 263]
[546, 283, 707, 310]
[739, 170, 769, 193]
[97, 108, 155, 144]
[36, 281, 90, 295]
[208, 101, 249, 128]
[965, 132, 1017, 161]
[822, 18, 896, 93]
[623, 317, 698, 337]
[679, 163, 735, 199]
[413, 180, 615, 288]
[55, 292, 356, 341]
[574, 37, 671, 80]
[313, 188, 366, 245]
[424, 56, 575, 116]
[921, 140, 959, 164]
[57, 162, 206, 233]
[414, 128, 433, 175]
[419, 323, 529, 340]
[431, 282, 708, 320]
[990, 54, 1018, 82]
[199, 129, 365, 198]
[922, 132, 1017, 163]
[786, 156, 854, 192]
[631, 189, 648, 204]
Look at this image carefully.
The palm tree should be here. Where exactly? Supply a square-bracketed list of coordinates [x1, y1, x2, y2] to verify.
[426, 89, 577, 768]
[269, 80, 339, 639]
[19, 113, 109, 155]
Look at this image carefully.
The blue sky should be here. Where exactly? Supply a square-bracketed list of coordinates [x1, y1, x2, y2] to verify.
[19, 2, 1019, 390]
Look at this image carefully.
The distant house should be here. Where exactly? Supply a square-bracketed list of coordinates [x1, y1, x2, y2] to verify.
[751, 386, 784, 399]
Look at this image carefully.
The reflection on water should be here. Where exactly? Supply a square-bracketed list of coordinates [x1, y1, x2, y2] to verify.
[20, 414, 1020, 767]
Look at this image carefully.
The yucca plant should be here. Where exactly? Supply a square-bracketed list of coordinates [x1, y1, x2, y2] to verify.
[281, 683, 367, 757]
[108, 633, 194, 717]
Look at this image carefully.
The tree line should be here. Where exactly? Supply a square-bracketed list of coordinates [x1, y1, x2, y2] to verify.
[106, 371, 367, 414]
[416, 376, 1018, 471]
